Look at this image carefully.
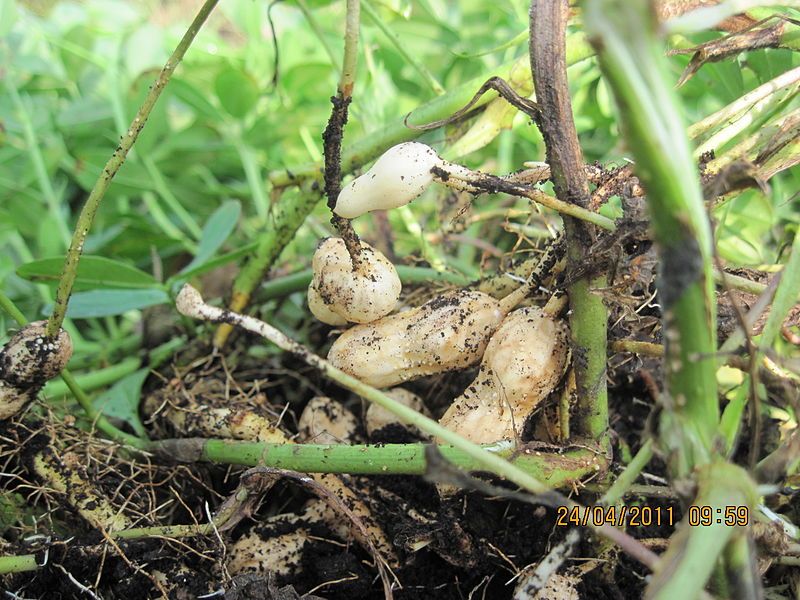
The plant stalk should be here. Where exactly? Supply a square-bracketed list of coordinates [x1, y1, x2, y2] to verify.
[158, 438, 601, 482]
[529, 0, 609, 442]
[0, 553, 39, 575]
[585, 0, 718, 474]
[45, 0, 220, 339]
[644, 461, 758, 599]
[213, 187, 319, 347]
[322, 0, 363, 264]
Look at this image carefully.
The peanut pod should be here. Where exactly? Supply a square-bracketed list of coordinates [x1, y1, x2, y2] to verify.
[308, 238, 401, 325]
[439, 307, 569, 443]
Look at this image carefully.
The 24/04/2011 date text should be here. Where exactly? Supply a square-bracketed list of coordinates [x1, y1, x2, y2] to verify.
[556, 505, 676, 527]
[556, 505, 750, 527]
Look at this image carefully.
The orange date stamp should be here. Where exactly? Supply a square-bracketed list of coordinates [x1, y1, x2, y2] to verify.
[556, 505, 676, 527]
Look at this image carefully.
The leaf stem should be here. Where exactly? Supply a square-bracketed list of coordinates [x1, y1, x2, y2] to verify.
[160, 438, 601, 481]
[45, 0, 220, 339]
[0, 553, 39, 575]
[601, 438, 654, 506]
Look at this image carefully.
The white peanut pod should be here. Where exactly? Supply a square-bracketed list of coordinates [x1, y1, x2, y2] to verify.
[333, 142, 443, 219]
[228, 500, 333, 576]
[439, 307, 569, 443]
[298, 396, 360, 444]
[327, 290, 505, 388]
[307, 285, 347, 326]
[309, 238, 401, 325]
[0, 321, 73, 420]
[228, 396, 397, 577]
[366, 387, 431, 438]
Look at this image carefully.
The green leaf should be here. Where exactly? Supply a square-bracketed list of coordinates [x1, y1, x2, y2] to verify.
[0, 0, 18, 37]
[169, 77, 223, 121]
[53, 289, 170, 318]
[36, 213, 65, 258]
[57, 97, 114, 129]
[172, 241, 257, 281]
[93, 368, 150, 437]
[214, 67, 259, 118]
[17, 256, 159, 289]
[0, 493, 30, 534]
[720, 381, 748, 455]
[180, 200, 241, 274]
[125, 24, 167, 77]
[281, 63, 333, 103]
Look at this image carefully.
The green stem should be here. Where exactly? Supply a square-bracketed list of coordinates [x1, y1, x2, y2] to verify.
[714, 269, 769, 296]
[723, 530, 762, 598]
[586, 0, 718, 473]
[43, 357, 140, 398]
[0, 553, 39, 575]
[113, 522, 213, 540]
[529, 0, 608, 442]
[45, 0, 220, 339]
[688, 65, 800, 143]
[340, 0, 360, 95]
[361, 0, 445, 95]
[213, 187, 320, 347]
[322, 0, 363, 262]
[166, 439, 600, 483]
[66, 333, 143, 370]
[704, 106, 800, 180]
[43, 337, 185, 398]
[645, 460, 757, 600]
[58, 371, 149, 449]
[601, 438, 654, 506]
[0, 523, 216, 574]
[142, 156, 203, 240]
[233, 138, 270, 221]
[141, 191, 195, 251]
[0, 292, 28, 326]
[758, 228, 800, 351]
[697, 91, 797, 159]
[397, 205, 447, 271]
[442, 171, 617, 231]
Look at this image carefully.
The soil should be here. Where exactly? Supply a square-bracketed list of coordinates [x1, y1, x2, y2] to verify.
[0, 342, 678, 600]
[1, 251, 791, 599]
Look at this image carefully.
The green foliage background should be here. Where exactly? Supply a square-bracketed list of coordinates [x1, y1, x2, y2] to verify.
[1, 0, 798, 421]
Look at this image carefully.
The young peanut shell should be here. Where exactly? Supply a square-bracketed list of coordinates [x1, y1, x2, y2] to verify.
[309, 238, 401, 325]
[333, 142, 442, 219]
[439, 307, 569, 443]
[327, 290, 505, 388]
[0, 321, 73, 420]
